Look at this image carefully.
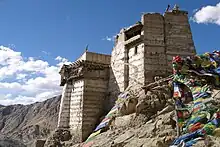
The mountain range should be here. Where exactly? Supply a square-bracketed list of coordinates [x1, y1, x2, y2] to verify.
[0, 95, 61, 147]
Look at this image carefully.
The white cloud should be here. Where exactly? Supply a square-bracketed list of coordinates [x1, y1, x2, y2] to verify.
[192, 3, 220, 25]
[42, 50, 51, 55]
[0, 46, 22, 66]
[55, 56, 68, 62]
[102, 36, 114, 42]
[55, 56, 63, 61]
[0, 45, 71, 106]
[55, 56, 71, 66]
[16, 73, 27, 80]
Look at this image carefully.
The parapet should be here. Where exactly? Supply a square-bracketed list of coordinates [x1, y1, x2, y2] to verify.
[78, 51, 111, 65]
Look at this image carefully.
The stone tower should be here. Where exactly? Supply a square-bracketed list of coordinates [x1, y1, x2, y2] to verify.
[57, 52, 111, 141]
[108, 6, 196, 103]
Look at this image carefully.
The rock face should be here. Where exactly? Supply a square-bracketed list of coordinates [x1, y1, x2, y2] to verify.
[79, 71, 220, 147]
[80, 107, 220, 147]
[81, 113, 177, 147]
[0, 95, 61, 146]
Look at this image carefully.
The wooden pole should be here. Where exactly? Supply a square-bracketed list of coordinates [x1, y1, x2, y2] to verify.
[173, 98, 180, 137]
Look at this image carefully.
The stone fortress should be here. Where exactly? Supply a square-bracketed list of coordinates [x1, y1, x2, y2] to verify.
[57, 5, 196, 142]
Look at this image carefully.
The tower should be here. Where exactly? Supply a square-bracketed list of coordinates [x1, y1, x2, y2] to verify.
[57, 52, 111, 141]
[109, 5, 196, 105]
[164, 5, 196, 70]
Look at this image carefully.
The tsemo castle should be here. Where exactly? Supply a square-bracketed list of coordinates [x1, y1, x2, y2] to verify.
[57, 5, 196, 141]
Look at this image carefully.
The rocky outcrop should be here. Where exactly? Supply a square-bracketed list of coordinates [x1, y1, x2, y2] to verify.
[80, 113, 220, 147]
[44, 129, 72, 147]
[0, 136, 26, 147]
[85, 112, 176, 147]
[0, 95, 61, 146]
[79, 69, 220, 147]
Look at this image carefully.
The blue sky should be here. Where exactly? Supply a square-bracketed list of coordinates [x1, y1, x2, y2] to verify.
[0, 0, 220, 60]
[0, 0, 220, 105]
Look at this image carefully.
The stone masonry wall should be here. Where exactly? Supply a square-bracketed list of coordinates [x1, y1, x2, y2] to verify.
[57, 83, 74, 128]
[110, 9, 196, 94]
[58, 57, 110, 142]
[128, 43, 145, 87]
[108, 31, 126, 109]
[65, 66, 109, 141]
[142, 13, 167, 84]
[164, 11, 196, 71]
[84, 52, 111, 64]
[82, 78, 108, 141]
[69, 80, 84, 133]
[77, 66, 109, 141]
[110, 30, 126, 92]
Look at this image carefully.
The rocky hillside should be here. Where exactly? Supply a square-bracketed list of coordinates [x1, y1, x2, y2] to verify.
[0, 95, 61, 147]
[44, 85, 220, 147]
[49, 83, 220, 147]
[78, 112, 220, 147]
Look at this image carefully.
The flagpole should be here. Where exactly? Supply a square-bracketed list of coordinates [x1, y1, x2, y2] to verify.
[174, 98, 180, 137]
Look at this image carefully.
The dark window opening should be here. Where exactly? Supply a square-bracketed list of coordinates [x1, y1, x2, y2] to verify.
[124, 24, 143, 41]
[134, 46, 138, 55]
[115, 35, 119, 45]
[125, 29, 142, 40]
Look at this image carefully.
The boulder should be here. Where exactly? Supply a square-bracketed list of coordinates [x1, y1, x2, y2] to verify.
[34, 139, 46, 147]
[114, 114, 135, 128]
[113, 130, 135, 146]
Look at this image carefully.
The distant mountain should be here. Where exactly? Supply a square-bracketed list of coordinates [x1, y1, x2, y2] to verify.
[0, 95, 61, 147]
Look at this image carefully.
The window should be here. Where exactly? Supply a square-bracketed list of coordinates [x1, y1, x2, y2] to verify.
[115, 35, 119, 45]
[125, 29, 142, 40]
[124, 24, 143, 40]
[134, 46, 138, 55]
